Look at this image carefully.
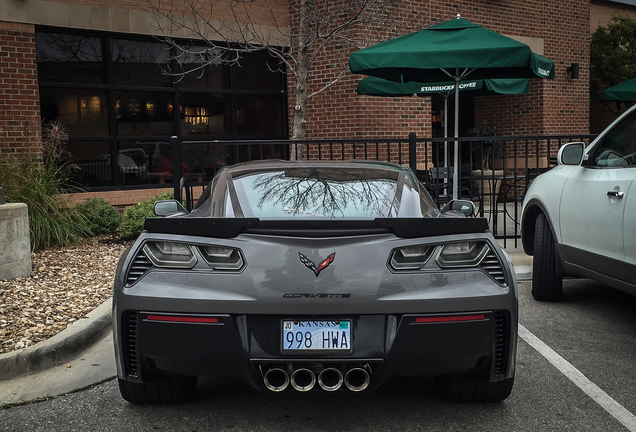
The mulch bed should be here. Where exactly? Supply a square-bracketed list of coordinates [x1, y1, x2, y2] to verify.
[0, 235, 133, 354]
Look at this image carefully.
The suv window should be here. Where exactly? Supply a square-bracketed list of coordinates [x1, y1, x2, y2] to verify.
[589, 110, 636, 167]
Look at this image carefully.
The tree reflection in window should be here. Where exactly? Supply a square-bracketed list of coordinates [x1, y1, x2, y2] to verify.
[36, 32, 104, 84]
[241, 169, 398, 218]
[111, 39, 171, 87]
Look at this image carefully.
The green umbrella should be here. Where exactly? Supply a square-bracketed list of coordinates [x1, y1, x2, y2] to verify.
[349, 17, 554, 82]
[357, 77, 529, 167]
[601, 77, 636, 101]
[349, 16, 554, 199]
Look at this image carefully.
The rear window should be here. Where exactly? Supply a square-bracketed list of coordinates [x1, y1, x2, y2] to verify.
[232, 169, 399, 218]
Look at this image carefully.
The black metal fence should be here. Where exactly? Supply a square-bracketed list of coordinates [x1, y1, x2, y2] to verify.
[168, 133, 597, 244]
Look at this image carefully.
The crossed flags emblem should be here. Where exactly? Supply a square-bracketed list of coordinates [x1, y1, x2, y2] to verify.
[298, 252, 336, 277]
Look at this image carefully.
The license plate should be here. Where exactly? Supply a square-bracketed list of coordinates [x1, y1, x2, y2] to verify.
[282, 320, 352, 352]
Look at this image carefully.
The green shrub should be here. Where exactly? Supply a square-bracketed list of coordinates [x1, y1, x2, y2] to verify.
[120, 192, 174, 240]
[75, 198, 122, 236]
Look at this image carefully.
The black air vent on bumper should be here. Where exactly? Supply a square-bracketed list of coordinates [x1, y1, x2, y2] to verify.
[123, 311, 139, 377]
[493, 311, 510, 376]
[126, 251, 152, 285]
[480, 250, 506, 284]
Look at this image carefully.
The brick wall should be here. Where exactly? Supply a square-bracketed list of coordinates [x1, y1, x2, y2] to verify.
[63, 186, 205, 211]
[0, 22, 41, 159]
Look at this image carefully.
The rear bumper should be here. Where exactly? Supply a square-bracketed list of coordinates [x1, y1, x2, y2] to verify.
[115, 308, 516, 392]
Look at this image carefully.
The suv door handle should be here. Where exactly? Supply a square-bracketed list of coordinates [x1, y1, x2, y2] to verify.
[607, 191, 624, 199]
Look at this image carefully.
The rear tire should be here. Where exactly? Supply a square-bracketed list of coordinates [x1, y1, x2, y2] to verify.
[436, 375, 514, 403]
[118, 375, 197, 404]
[532, 213, 563, 301]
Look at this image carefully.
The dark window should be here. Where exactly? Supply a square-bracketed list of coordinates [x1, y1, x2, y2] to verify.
[36, 33, 105, 84]
[234, 50, 285, 91]
[119, 140, 179, 186]
[39, 88, 109, 136]
[182, 143, 228, 181]
[237, 94, 285, 136]
[114, 90, 174, 136]
[115, 142, 151, 186]
[175, 46, 231, 90]
[180, 92, 232, 136]
[67, 140, 114, 187]
[111, 39, 171, 87]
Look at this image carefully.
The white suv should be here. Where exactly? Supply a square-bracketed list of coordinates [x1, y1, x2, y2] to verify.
[521, 105, 636, 301]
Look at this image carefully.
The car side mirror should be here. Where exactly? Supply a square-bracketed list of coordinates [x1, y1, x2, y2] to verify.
[154, 199, 187, 216]
[557, 142, 585, 166]
[440, 200, 475, 217]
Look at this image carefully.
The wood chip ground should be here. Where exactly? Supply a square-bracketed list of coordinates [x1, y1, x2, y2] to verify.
[0, 236, 133, 354]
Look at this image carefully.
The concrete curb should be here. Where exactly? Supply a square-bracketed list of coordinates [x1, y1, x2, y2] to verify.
[0, 299, 112, 381]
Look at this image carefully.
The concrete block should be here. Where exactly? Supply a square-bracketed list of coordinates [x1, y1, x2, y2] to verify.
[0, 203, 32, 280]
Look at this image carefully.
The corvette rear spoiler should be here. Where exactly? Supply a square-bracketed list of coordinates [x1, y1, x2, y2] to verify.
[143, 216, 490, 239]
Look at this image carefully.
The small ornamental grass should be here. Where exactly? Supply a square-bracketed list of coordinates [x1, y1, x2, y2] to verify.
[0, 121, 114, 251]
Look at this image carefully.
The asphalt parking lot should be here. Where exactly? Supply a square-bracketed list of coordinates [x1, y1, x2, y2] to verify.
[2, 277, 636, 431]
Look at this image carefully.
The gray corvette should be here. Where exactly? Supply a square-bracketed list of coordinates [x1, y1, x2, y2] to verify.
[113, 160, 517, 404]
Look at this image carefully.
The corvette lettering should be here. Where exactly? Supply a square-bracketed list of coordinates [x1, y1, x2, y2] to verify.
[298, 252, 335, 277]
[283, 293, 351, 298]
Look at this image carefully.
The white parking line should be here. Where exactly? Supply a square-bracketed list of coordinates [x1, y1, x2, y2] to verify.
[519, 324, 636, 431]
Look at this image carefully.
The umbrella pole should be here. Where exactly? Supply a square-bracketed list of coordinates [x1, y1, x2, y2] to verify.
[443, 93, 448, 168]
[453, 73, 460, 201]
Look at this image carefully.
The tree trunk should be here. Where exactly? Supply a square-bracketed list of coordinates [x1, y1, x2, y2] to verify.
[291, 0, 311, 150]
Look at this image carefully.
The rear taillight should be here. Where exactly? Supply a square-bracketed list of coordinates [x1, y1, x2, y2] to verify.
[436, 241, 489, 268]
[199, 246, 245, 271]
[143, 241, 197, 269]
[389, 246, 432, 270]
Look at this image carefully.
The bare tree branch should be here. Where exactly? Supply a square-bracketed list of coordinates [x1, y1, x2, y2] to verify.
[146, 0, 417, 141]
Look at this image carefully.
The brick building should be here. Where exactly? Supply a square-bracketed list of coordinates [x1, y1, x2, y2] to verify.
[0, 0, 630, 206]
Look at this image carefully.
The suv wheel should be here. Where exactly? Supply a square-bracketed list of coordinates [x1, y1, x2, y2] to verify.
[532, 213, 563, 301]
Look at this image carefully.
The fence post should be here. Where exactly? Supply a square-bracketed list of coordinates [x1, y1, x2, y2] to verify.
[409, 133, 417, 172]
[171, 135, 182, 202]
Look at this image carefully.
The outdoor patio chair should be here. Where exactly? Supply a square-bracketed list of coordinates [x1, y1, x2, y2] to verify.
[495, 166, 551, 226]
[428, 167, 482, 209]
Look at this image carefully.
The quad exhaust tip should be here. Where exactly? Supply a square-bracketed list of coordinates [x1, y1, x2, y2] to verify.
[290, 368, 316, 392]
[318, 368, 344, 392]
[344, 367, 371, 392]
[263, 367, 289, 392]
[263, 364, 372, 392]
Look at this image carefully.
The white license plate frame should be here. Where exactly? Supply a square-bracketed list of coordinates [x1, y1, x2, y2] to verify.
[281, 319, 352, 353]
